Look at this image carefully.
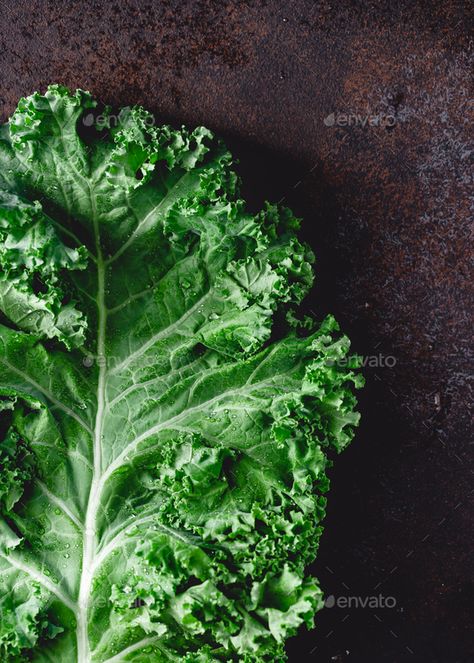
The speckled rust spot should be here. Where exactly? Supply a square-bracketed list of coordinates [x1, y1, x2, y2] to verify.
[0, 1, 472, 661]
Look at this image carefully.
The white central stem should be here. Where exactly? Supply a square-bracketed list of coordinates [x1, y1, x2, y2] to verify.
[76, 194, 107, 663]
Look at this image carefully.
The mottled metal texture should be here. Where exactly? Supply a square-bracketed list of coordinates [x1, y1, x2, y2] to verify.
[1, 1, 472, 661]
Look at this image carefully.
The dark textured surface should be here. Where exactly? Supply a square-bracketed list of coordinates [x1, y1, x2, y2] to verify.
[1, 1, 473, 661]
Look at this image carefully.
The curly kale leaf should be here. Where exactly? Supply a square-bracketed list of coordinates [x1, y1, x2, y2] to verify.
[0, 85, 363, 662]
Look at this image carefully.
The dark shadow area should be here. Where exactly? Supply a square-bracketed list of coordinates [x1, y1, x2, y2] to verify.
[223, 137, 473, 663]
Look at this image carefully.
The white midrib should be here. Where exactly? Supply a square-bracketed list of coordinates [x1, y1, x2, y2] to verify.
[76, 188, 107, 663]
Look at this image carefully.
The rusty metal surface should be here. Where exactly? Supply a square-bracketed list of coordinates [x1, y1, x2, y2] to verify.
[1, 1, 472, 661]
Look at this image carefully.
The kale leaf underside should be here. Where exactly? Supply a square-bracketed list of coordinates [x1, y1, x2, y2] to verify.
[0, 86, 363, 662]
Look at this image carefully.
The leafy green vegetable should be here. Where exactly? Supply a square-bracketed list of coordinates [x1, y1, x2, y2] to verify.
[0, 85, 363, 662]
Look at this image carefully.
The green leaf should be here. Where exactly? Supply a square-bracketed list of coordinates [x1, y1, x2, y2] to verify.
[0, 190, 87, 348]
[0, 86, 363, 662]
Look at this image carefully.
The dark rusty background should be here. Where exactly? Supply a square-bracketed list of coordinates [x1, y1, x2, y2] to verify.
[1, 1, 473, 661]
